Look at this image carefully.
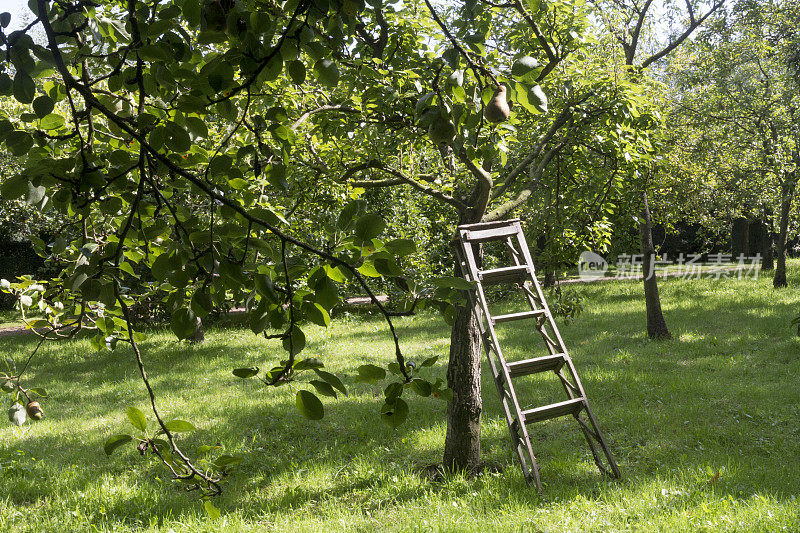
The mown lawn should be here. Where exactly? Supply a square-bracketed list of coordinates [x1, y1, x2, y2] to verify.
[1, 263, 799, 532]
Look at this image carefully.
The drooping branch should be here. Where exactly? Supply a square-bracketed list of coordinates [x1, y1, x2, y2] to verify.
[37, 0, 412, 383]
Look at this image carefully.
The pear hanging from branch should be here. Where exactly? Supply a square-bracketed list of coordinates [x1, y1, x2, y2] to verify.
[483, 85, 510, 123]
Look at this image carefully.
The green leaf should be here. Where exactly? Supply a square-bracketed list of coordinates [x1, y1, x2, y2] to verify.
[138, 44, 170, 62]
[32, 95, 54, 118]
[310, 379, 337, 398]
[385, 239, 417, 256]
[411, 378, 432, 397]
[151, 252, 171, 281]
[511, 56, 541, 79]
[287, 59, 306, 84]
[528, 85, 548, 113]
[384, 381, 403, 399]
[381, 398, 408, 428]
[186, 116, 208, 139]
[415, 92, 436, 116]
[213, 454, 243, 468]
[191, 290, 213, 318]
[5, 130, 34, 156]
[357, 261, 381, 278]
[182, 1, 202, 26]
[0, 73, 10, 95]
[165, 121, 191, 153]
[0, 12, 11, 28]
[254, 274, 279, 303]
[354, 364, 386, 384]
[314, 369, 347, 396]
[13, 72, 35, 104]
[164, 420, 196, 432]
[266, 163, 288, 190]
[228, 177, 249, 189]
[1, 174, 29, 200]
[296, 390, 324, 420]
[304, 301, 331, 327]
[126, 406, 147, 432]
[171, 307, 197, 340]
[526, 0, 541, 11]
[313, 58, 339, 87]
[421, 355, 438, 367]
[282, 325, 306, 355]
[204, 500, 221, 520]
[104, 434, 133, 455]
[294, 357, 324, 371]
[232, 367, 259, 378]
[354, 213, 386, 245]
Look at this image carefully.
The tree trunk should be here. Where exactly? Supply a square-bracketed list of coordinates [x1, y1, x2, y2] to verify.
[731, 218, 750, 258]
[773, 179, 795, 288]
[442, 205, 486, 473]
[761, 220, 775, 271]
[442, 297, 483, 473]
[190, 317, 205, 344]
[639, 191, 672, 339]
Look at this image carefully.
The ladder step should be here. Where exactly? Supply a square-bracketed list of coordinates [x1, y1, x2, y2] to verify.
[491, 309, 546, 324]
[506, 354, 567, 377]
[461, 225, 519, 243]
[478, 265, 530, 285]
[521, 398, 585, 424]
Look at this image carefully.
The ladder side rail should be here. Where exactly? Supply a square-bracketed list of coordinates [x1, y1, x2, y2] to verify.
[514, 229, 621, 479]
[575, 402, 621, 477]
[515, 230, 589, 385]
[458, 235, 543, 489]
[504, 231, 567, 364]
[505, 235, 547, 316]
[457, 245, 516, 429]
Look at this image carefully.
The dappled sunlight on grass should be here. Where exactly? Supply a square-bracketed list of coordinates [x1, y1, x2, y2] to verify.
[0, 262, 799, 530]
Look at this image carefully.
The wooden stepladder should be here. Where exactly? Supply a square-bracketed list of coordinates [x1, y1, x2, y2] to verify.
[455, 219, 620, 491]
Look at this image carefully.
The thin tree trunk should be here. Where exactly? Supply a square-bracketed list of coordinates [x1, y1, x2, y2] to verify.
[773, 179, 795, 288]
[639, 191, 672, 339]
[190, 317, 205, 344]
[762, 219, 774, 271]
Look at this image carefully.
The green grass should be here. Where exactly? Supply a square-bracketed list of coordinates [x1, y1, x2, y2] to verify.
[0, 309, 24, 329]
[1, 263, 800, 532]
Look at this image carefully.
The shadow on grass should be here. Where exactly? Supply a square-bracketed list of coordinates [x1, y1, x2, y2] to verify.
[1, 270, 799, 525]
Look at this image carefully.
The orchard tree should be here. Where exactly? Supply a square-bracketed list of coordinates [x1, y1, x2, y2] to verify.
[663, 0, 799, 288]
[0, 0, 723, 490]
[589, 0, 726, 339]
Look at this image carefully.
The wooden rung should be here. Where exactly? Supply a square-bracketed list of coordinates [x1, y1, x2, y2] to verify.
[521, 398, 585, 424]
[506, 354, 566, 377]
[461, 225, 520, 243]
[458, 218, 520, 230]
[478, 265, 530, 285]
[491, 309, 546, 324]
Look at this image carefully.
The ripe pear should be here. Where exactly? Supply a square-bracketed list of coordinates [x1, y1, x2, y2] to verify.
[26, 401, 43, 420]
[428, 116, 456, 144]
[484, 85, 510, 123]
